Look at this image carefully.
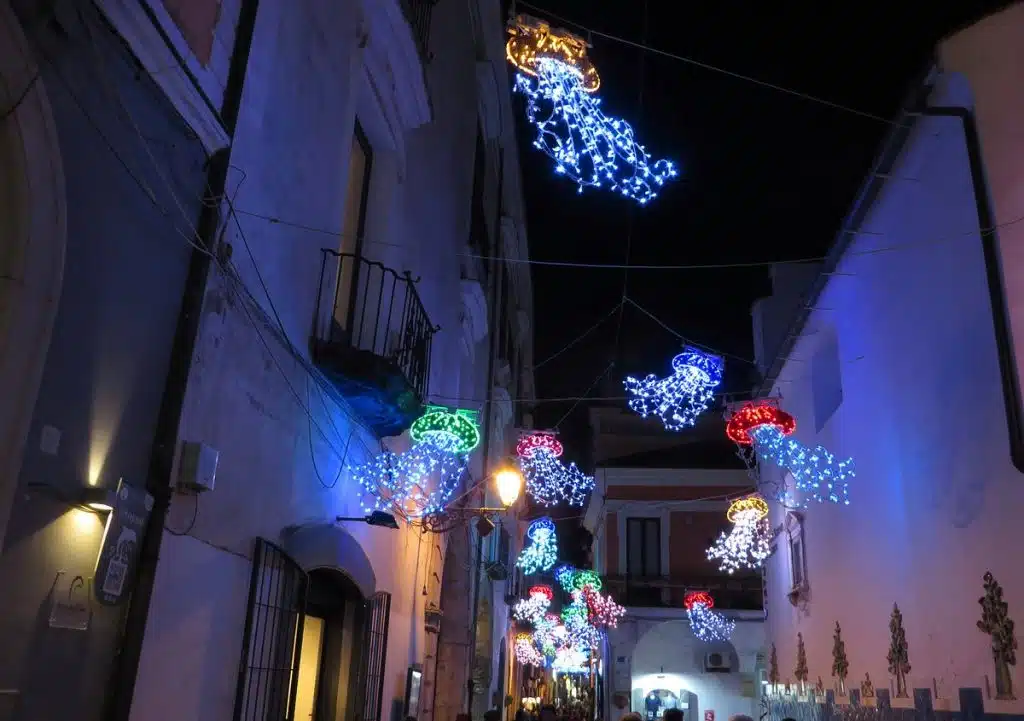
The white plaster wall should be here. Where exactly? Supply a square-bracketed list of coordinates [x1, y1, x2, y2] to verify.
[127, 1, 528, 720]
[606, 616, 764, 721]
[761, 61, 1024, 702]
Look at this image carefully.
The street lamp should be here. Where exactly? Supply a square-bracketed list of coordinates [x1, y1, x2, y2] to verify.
[494, 466, 524, 508]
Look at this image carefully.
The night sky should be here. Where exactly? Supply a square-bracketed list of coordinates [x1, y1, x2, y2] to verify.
[515, 1, 1009, 462]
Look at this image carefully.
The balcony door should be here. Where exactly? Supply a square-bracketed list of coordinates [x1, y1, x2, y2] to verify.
[334, 123, 373, 335]
[626, 517, 662, 606]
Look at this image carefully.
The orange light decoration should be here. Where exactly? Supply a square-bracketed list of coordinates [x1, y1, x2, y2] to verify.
[506, 15, 600, 93]
[725, 401, 796, 446]
[725, 494, 770, 523]
[683, 591, 714, 611]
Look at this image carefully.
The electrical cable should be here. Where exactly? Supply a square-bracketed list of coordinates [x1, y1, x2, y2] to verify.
[226, 206, 1024, 272]
[622, 296, 755, 365]
[516, 0, 899, 126]
[0, 72, 38, 121]
[534, 300, 623, 370]
[553, 361, 615, 429]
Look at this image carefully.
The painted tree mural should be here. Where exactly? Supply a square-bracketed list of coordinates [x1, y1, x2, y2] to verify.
[795, 632, 809, 686]
[887, 603, 911, 698]
[978, 571, 1018, 700]
[832, 621, 849, 693]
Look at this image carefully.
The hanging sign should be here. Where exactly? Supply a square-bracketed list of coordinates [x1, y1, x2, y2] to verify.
[94, 479, 154, 605]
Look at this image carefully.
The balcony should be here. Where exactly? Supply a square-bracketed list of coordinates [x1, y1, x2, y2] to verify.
[604, 574, 764, 611]
[313, 251, 438, 437]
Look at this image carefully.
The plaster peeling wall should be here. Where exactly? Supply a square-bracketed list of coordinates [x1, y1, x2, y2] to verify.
[759, 53, 1024, 704]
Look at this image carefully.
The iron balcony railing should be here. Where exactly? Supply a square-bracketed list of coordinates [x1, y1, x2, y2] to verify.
[604, 573, 764, 610]
[401, 0, 436, 61]
[315, 250, 436, 400]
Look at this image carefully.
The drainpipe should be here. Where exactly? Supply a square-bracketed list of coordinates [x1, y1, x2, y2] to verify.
[467, 213, 505, 713]
[103, 2, 260, 720]
[919, 105, 1024, 472]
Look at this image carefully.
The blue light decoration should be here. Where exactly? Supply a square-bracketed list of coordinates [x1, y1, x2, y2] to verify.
[517, 432, 594, 507]
[554, 564, 576, 592]
[506, 15, 676, 205]
[352, 406, 478, 519]
[351, 442, 468, 520]
[624, 347, 724, 431]
[552, 645, 591, 674]
[726, 401, 853, 507]
[684, 591, 735, 643]
[516, 516, 559, 574]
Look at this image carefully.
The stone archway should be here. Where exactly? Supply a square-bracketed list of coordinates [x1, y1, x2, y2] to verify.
[0, 2, 68, 548]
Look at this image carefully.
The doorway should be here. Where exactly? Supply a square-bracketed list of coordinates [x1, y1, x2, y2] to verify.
[294, 568, 366, 721]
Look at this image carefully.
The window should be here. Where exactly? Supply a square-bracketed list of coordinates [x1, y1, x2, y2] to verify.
[811, 333, 843, 431]
[162, 0, 220, 64]
[626, 518, 661, 577]
[334, 124, 373, 330]
[786, 512, 807, 591]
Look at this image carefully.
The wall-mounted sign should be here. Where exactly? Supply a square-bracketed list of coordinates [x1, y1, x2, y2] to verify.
[94, 479, 154, 606]
[704, 711, 715, 721]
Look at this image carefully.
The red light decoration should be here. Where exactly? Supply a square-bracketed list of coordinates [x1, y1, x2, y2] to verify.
[516, 432, 564, 459]
[529, 585, 554, 601]
[726, 402, 796, 446]
[684, 590, 715, 611]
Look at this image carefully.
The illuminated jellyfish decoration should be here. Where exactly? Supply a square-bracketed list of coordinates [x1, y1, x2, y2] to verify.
[353, 406, 480, 518]
[513, 585, 554, 624]
[506, 15, 677, 205]
[624, 347, 724, 431]
[517, 432, 594, 507]
[684, 591, 735, 643]
[410, 406, 482, 454]
[516, 517, 558, 574]
[553, 567, 601, 594]
[707, 495, 773, 574]
[579, 585, 626, 629]
[515, 632, 546, 666]
[727, 401, 854, 507]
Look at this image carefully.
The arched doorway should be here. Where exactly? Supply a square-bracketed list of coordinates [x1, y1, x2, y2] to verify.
[295, 568, 368, 721]
[0, 0, 67, 548]
[630, 620, 752, 721]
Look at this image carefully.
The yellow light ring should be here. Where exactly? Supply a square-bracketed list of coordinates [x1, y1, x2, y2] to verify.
[726, 495, 769, 523]
[506, 14, 600, 93]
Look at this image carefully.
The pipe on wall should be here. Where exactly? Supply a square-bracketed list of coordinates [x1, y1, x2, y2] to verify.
[920, 105, 1024, 473]
[103, 1, 261, 719]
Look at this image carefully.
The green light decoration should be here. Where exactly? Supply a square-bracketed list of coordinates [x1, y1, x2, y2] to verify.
[570, 569, 602, 592]
[409, 406, 482, 454]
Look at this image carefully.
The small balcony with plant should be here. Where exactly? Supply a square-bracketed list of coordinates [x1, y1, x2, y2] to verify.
[312, 250, 438, 437]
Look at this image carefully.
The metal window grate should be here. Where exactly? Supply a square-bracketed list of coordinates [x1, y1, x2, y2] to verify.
[233, 539, 309, 721]
[359, 591, 392, 721]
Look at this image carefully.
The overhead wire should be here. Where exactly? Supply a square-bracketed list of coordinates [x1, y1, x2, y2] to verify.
[516, 0, 899, 126]
[64, 3, 374, 487]
[534, 300, 623, 370]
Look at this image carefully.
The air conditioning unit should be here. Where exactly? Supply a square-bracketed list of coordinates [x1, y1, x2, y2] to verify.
[704, 651, 731, 673]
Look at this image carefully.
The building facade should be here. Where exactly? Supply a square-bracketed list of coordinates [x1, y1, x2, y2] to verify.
[583, 428, 766, 721]
[0, 1, 532, 721]
[754, 5, 1024, 718]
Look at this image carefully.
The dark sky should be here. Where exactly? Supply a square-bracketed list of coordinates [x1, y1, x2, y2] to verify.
[515, 1, 1009, 461]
